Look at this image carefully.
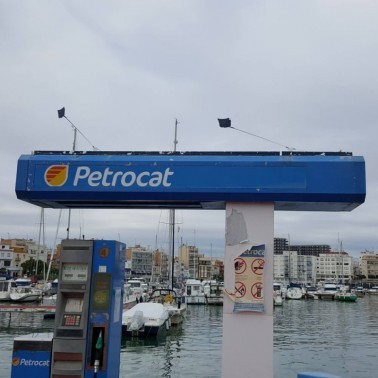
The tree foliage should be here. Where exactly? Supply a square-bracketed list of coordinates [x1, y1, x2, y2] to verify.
[21, 259, 47, 278]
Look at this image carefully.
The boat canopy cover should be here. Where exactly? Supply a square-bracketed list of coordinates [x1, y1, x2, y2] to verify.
[122, 303, 168, 319]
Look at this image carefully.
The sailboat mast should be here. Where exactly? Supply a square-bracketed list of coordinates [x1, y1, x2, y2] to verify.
[66, 127, 77, 239]
[35, 208, 44, 280]
[169, 119, 179, 289]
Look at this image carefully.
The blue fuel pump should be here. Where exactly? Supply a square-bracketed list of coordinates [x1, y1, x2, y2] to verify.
[11, 239, 125, 378]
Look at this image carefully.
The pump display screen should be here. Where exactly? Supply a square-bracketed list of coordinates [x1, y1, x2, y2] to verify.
[61, 263, 88, 282]
[65, 298, 84, 313]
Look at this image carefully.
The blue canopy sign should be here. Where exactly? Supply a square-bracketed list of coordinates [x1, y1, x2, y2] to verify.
[15, 151, 366, 211]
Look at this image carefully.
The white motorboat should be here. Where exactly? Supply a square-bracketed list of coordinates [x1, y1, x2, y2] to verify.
[0, 280, 12, 301]
[123, 283, 138, 310]
[148, 288, 186, 325]
[367, 286, 378, 294]
[273, 291, 283, 306]
[127, 278, 148, 296]
[203, 281, 224, 305]
[10, 286, 43, 302]
[305, 286, 319, 299]
[286, 286, 303, 300]
[122, 302, 170, 337]
[273, 283, 284, 306]
[184, 279, 206, 304]
[316, 283, 338, 300]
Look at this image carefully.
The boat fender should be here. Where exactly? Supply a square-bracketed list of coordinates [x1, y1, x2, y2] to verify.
[164, 294, 173, 303]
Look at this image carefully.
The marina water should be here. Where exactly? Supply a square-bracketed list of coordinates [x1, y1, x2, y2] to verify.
[1, 297, 378, 377]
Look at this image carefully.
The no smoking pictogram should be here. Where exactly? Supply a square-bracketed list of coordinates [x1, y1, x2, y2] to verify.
[251, 282, 263, 299]
[234, 281, 246, 298]
[251, 258, 265, 275]
[234, 258, 246, 274]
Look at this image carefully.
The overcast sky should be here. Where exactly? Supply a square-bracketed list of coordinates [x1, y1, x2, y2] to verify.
[1, 1, 377, 258]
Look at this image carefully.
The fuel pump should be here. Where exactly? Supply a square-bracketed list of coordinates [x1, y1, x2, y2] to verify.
[50, 239, 125, 378]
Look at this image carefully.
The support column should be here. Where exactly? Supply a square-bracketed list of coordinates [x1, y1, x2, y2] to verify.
[222, 202, 274, 378]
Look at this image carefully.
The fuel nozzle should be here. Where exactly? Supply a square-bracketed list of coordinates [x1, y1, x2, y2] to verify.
[94, 330, 103, 374]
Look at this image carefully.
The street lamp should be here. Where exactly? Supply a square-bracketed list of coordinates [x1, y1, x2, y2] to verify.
[217, 118, 295, 151]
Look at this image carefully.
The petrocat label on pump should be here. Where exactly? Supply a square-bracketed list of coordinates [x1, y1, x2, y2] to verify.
[11, 350, 51, 378]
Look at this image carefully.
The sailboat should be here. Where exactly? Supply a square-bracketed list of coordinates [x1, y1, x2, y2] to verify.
[163, 120, 186, 322]
[334, 240, 357, 302]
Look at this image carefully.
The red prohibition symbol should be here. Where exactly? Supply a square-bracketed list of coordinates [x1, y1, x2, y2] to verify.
[234, 281, 246, 298]
[251, 282, 263, 299]
[234, 258, 247, 274]
[251, 258, 265, 275]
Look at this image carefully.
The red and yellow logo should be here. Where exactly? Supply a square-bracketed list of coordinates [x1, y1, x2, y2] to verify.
[12, 357, 20, 366]
[44, 165, 68, 187]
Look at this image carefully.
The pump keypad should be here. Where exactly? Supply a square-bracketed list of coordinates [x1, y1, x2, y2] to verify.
[62, 314, 81, 326]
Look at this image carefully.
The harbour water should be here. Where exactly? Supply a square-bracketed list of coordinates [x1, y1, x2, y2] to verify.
[1, 296, 378, 377]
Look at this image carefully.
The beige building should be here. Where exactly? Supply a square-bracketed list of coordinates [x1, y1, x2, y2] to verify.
[316, 252, 353, 283]
[178, 244, 202, 279]
[198, 256, 212, 280]
[360, 252, 378, 279]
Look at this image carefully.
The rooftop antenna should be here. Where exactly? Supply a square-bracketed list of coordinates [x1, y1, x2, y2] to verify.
[218, 118, 296, 151]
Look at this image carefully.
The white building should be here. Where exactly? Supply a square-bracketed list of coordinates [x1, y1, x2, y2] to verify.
[274, 250, 317, 285]
[0, 244, 13, 272]
[316, 252, 353, 283]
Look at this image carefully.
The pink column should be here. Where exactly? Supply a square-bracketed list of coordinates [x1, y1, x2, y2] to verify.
[222, 202, 274, 378]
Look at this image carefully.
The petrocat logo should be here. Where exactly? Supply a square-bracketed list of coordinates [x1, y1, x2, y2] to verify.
[12, 357, 50, 367]
[73, 166, 174, 188]
[44, 165, 174, 188]
[45, 165, 69, 187]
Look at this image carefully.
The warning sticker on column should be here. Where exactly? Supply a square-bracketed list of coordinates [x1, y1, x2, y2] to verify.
[225, 244, 265, 313]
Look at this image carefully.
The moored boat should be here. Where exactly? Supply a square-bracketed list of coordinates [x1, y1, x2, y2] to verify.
[286, 284, 303, 300]
[273, 291, 283, 306]
[122, 302, 170, 337]
[184, 279, 206, 304]
[273, 283, 285, 306]
[316, 283, 338, 300]
[203, 281, 223, 305]
[367, 286, 378, 294]
[335, 290, 357, 302]
[13, 277, 32, 287]
[148, 288, 186, 325]
[123, 283, 138, 310]
[304, 286, 319, 299]
[355, 287, 366, 297]
[10, 286, 43, 303]
[0, 280, 12, 301]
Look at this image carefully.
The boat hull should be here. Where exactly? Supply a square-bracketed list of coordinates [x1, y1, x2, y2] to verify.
[122, 322, 169, 338]
[10, 293, 42, 303]
[0, 294, 11, 302]
[122, 303, 170, 338]
[184, 296, 206, 305]
[336, 294, 357, 302]
[317, 293, 336, 300]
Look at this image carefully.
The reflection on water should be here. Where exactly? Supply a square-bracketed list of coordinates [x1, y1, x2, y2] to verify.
[1, 298, 378, 377]
[120, 306, 223, 378]
[274, 296, 378, 378]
